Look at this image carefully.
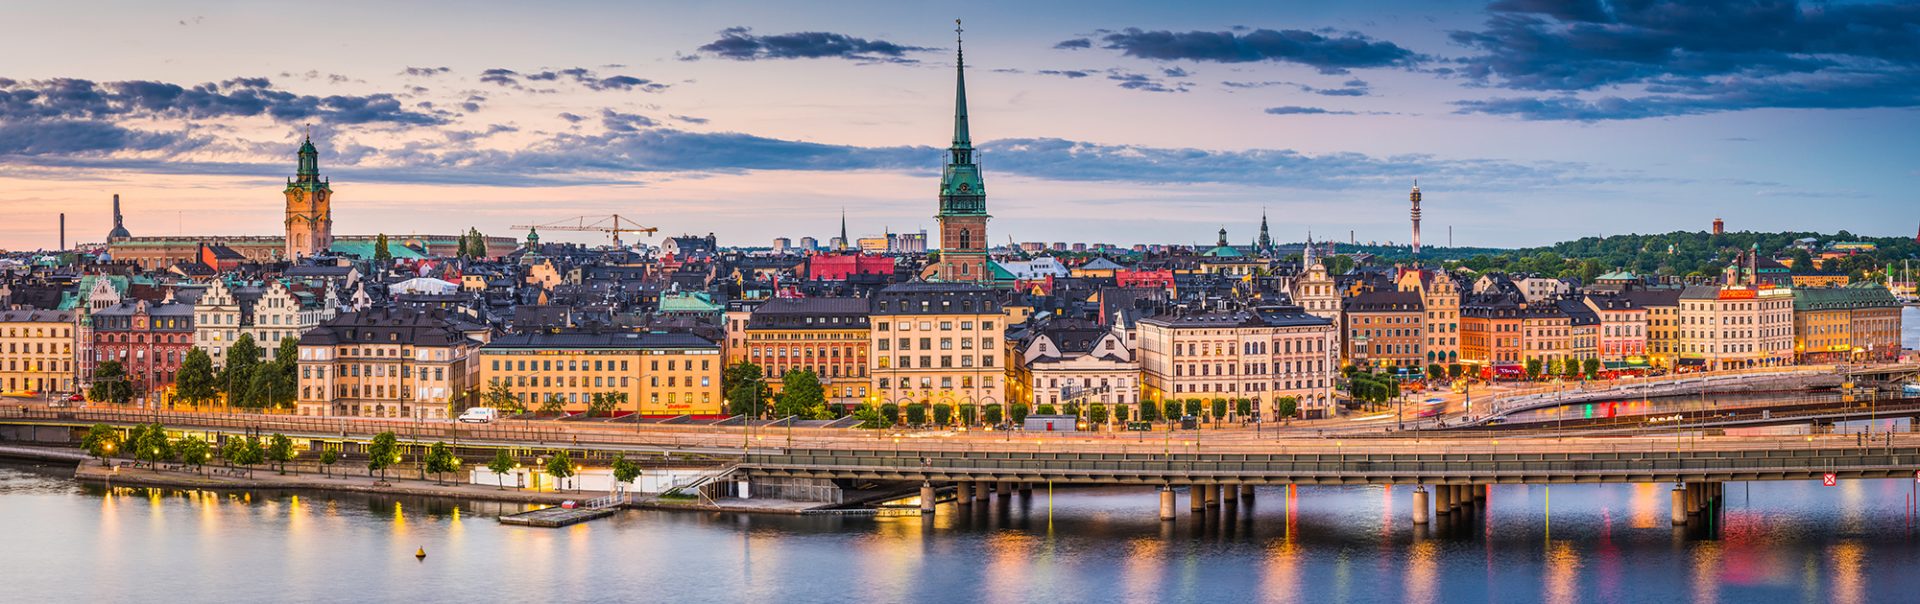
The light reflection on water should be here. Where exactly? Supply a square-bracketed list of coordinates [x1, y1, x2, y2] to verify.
[7, 465, 1920, 603]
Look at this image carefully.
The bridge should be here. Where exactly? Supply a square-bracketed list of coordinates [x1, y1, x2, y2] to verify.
[5, 404, 1916, 527]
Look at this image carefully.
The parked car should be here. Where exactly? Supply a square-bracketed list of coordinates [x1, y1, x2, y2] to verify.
[457, 407, 499, 423]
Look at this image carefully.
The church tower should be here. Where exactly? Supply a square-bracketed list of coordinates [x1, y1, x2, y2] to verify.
[284, 133, 333, 260]
[932, 20, 990, 283]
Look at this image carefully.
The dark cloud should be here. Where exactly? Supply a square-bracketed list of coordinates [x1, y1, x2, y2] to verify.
[669, 114, 709, 125]
[600, 109, 657, 132]
[1265, 106, 1353, 115]
[1093, 27, 1421, 73]
[1108, 71, 1191, 93]
[695, 27, 932, 62]
[478, 67, 668, 92]
[0, 77, 451, 126]
[0, 119, 191, 155]
[478, 68, 521, 88]
[1221, 80, 1291, 89]
[1315, 86, 1368, 97]
[1054, 38, 1092, 50]
[557, 112, 586, 123]
[402, 66, 451, 77]
[1449, 0, 1920, 119]
[588, 75, 666, 92]
[1037, 69, 1095, 79]
[1161, 67, 1192, 78]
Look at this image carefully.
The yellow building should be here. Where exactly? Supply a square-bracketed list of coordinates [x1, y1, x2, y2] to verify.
[0, 310, 75, 396]
[294, 308, 480, 419]
[1790, 274, 1849, 288]
[742, 297, 870, 407]
[479, 331, 722, 416]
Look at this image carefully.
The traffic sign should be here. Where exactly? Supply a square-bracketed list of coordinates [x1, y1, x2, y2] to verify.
[1822, 473, 1838, 487]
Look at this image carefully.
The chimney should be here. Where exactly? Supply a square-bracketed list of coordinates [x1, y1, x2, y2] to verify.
[59, 213, 65, 250]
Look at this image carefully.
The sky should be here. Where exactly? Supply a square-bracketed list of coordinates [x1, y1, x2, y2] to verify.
[0, 0, 1916, 251]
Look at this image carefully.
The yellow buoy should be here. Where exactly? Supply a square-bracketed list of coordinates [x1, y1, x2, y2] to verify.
[415, 547, 426, 560]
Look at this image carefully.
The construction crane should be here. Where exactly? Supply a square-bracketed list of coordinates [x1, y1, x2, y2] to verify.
[510, 215, 659, 248]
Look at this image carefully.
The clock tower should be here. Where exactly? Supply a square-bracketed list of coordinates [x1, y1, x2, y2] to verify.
[284, 133, 333, 260]
[932, 21, 990, 284]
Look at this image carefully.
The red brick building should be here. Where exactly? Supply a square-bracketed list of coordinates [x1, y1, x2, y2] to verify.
[90, 297, 196, 406]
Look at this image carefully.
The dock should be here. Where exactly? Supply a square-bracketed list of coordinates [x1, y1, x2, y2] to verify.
[498, 496, 621, 527]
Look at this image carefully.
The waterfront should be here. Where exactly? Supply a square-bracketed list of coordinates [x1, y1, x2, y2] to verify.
[7, 464, 1920, 603]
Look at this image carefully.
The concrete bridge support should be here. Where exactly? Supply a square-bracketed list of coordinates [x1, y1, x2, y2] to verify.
[1020, 483, 1033, 497]
[1413, 487, 1430, 525]
[1223, 483, 1239, 506]
[956, 481, 972, 505]
[1240, 485, 1256, 500]
[1159, 486, 1176, 521]
[921, 482, 936, 513]
[1190, 485, 1205, 512]
[1671, 485, 1687, 525]
[1435, 484, 1451, 515]
[975, 481, 991, 502]
[1472, 483, 1486, 504]
[999, 481, 1014, 499]
[1206, 484, 1222, 508]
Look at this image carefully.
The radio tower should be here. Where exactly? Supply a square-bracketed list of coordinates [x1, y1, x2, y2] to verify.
[1409, 181, 1423, 256]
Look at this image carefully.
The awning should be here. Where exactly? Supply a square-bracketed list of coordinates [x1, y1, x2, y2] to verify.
[1678, 358, 1706, 366]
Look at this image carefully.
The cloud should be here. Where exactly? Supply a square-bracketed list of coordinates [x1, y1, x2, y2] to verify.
[479, 68, 521, 88]
[1054, 38, 1092, 50]
[0, 119, 194, 155]
[669, 114, 709, 125]
[0, 77, 451, 126]
[600, 109, 657, 132]
[1092, 27, 1422, 73]
[402, 66, 451, 77]
[1036, 69, 1095, 79]
[695, 27, 932, 62]
[1264, 106, 1353, 115]
[477, 67, 669, 93]
[1108, 70, 1190, 93]
[1448, 0, 1920, 118]
[1220, 79, 1369, 96]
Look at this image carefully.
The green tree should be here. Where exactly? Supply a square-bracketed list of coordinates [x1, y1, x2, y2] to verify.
[1184, 399, 1203, 418]
[132, 423, 170, 466]
[854, 403, 889, 429]
[319, 448, 339, 478]
[484, 378, 525, 414]
[1235, 398, 1253, 419]
[1448, 364, 1464, 380]
[1138, 400, 1161, 422]
[982, 404, 1004, 425]
[1035, 404, 1057, 416]
[222, 436, 263, 475]
[246, 360, 295, 410]
[265, 433, 295, 474]
[1583, 358, 1603, 379]
[1088, 403, 1109, 425]
[373, 233, 393, 262]
[425, 441, 458, 485]
[1275, 397, 1300, 419]
[1009, 403, 1030, 425]
[1787, 248, 1814, 274]
[83, 423, 120, 465]
[539, 394, 566, 415]
[1210, 398, 1228, 421]
[774, 369, 826, 418]
[367, 431, 399, 482]
[880, 403, 900, 425]
[1561, 359, 1581, 379]
[177, 436, 211, 474]
[957, 404, 977, 426]
[545, 451, 576, 491]
[89, 361, 137, 405]
[1113, 404, 1131, 423]
[588, 391, 625, 417]
[486, 449, 515, 489]
[611, 453, 641, 486]
[1162, 400, 1181, 422]
[1524, 358, 1544, 381]
[221, 334, 263, 407]
[175, 348, 218, 407]
[1426, 364, 1445, 381]
[932, 403, 953, 426]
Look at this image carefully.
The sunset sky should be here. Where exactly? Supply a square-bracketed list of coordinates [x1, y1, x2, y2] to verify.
[1, 0, 1915, 250]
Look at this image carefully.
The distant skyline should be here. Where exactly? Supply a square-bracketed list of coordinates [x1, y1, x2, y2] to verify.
[1, 0, 1916, 251]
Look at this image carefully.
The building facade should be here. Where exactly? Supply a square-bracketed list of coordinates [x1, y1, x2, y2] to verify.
[194, 279, 335, 367]
[743, 297, 871, 407]
[294, 308, 480, 419]
[1137, 305, 1338, 419]
[284, 135, 334, 261]
[1014, 322, 1139, 413]
[92, 297, 195, 406]
[869, 283, 1004, 409]
[478, 331, 723, 416]
[0, 310, 76, 395]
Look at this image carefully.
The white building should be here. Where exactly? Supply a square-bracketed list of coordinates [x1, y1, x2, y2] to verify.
[1138, 305, 1339, 419]
[1016, 320, 1140, 414]
[194, 279, 336, 367]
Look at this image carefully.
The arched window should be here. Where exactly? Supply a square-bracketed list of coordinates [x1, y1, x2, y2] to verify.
[958, 229, 971, 249]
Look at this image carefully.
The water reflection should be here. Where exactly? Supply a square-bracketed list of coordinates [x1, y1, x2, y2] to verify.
[8, 465, 1920, 602]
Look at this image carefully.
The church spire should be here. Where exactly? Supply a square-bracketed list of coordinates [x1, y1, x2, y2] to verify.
[296, 127, 320, 181]
[950, 19, 972, 160]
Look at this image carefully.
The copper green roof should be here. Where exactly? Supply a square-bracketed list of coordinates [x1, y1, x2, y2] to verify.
[329, 240, 425, 259]
[659, 291, 722, 313]
[1792, 283, 1898, 311]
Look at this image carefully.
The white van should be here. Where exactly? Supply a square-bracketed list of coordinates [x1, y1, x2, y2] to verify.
[457, 407, 499, 423]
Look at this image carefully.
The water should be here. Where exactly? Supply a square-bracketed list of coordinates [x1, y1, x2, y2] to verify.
[7, 464, 1920, 603]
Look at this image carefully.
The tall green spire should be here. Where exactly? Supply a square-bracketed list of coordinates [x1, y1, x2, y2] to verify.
[937, 19, 986, 217]
[950, 19, 972, 157]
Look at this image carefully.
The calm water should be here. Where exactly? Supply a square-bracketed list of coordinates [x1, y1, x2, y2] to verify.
[6, 464, 1920, 603]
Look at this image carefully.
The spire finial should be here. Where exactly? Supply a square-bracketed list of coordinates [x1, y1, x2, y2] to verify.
[955, 19, 964, 67]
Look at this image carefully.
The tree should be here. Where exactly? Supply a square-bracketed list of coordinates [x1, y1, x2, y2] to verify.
[1545, 358, 1564, 379]
[957, 404, 977, 426]
[1561, 359, 1581, 379]
[611, 453, 641, 486]
[588, 391, 625, 417]
[1162, 400, 1181, 422]
[1235, 398, 1253, 419]
[982, 404, 1004, 425]
[1583, 358, 1603, 380]
[1275, 397, 1300, 419]
[1009, 403, 1030, 425]
[484, 378, 525, 414]
[932, 403, 953, 426]
[265, 433, 295, 474]
[222, 436, 263, 476]
[175, 348, 218, 407]
[1788, 248, 1814, 274]
[83, 424, 120, 466]
[1524, 358, 1544, 381]
[486, 449, 516, 489]
[1184, 399, 1203, 418]
[1448, 364, 1465, 380]
[367, 431, 399, 482]
[725, 362, 768, 417]
[1210, 398, 1229, 421]
[545, 451, 576, 491]
[177, 436, 210, 474]
[373, 233, 393, 263]
[539, 394, 566, 416]
[246, 361, 294, 410]
[1063, 402, 1082, 418]
[1426, 364, 1445, 381]
[319, 448, 339, 478]
[854, 404, 889, 429]
[222, 334, 263, 407]
[132, 423, 170, 466]
[1138, 400, 1161, 422]
[89, 361, 137, 405]
[774, 370, 826, 418]
[1113, 404, 1131, 424]
[1088, 403, 1109, 425]
[1035, 404, 1057, 416]
[425, 441, 458, 485]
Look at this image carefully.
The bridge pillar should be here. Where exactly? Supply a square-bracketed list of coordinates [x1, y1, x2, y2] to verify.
[1206, 484, 1222, 508]
[1436, 484, 1452, 514]
[999, 481, 1014, 499]
[921, 482, 936, 513]
[956, 481, 972, 505]
[1671, 486, 1687, 525]
[1159, 486, 1176, 521]
[1685, 483, 1700, 515]
[975, 481, 991, 501]
[1413, 487, 1430, 524]
[1223, 483, 1239, 505]
[1241, 485, 1256, 499]
[1020, 483, 1033, 496]
[1453, 485, 1467, 511]
[1190, 485, 1206, 512]
[1472, 483, 1486, 504]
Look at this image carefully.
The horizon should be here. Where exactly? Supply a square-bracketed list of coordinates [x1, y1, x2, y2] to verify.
[2, 0, 1918, 251]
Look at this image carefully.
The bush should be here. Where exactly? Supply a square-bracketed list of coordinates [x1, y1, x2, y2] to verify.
[1162, 400, 1180, 421]
[1113, 404, 1131, 423]
[1209, 398, 1228, 420]
[905, 403, 928, 426]
[1275, 397, 1299, 419]
[1036, 404, 1057, 415]
[983, 404, 1003, 425]
[1184, 399, 1202, 418]
[958, 404, 977, 425]
[880, 403, 900, 426]
[1088, 403, 1109, 424]
[1063, 402, 1081, 417]
[1009, 404, 1030, 425]
[1235, 398, 1253, 418]
[932, 403, 953, 426]
[1138, 401, 1160, 422]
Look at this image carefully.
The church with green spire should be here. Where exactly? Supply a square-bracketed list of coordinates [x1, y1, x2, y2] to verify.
[283, 133, 334, 260]
[930, 20, 991, 284]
